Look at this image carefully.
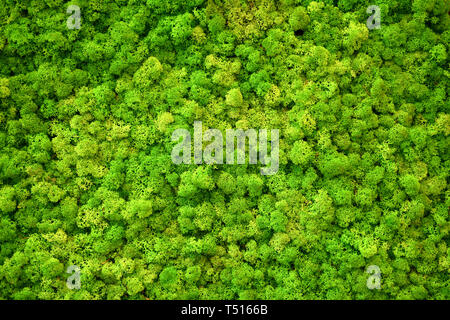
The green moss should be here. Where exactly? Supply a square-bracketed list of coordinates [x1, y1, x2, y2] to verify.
[0, 0, 448, 300]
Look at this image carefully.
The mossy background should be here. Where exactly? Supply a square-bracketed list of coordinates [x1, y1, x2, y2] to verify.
[0, 0, 448, 299]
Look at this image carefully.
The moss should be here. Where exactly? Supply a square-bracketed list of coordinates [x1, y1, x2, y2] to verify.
[0, 0, 448, 300]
